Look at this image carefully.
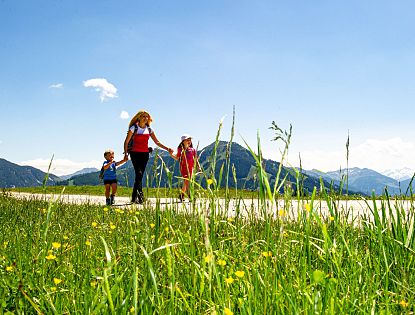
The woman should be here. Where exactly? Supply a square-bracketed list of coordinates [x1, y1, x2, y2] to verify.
[124, 110, 172, 204]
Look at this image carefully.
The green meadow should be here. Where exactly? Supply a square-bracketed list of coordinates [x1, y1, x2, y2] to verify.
[1, 122, 414, 314]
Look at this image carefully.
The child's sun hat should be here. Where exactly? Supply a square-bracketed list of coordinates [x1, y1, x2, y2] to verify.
[181, 134, 192, 142]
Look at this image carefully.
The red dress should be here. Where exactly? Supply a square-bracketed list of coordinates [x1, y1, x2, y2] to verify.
[178, 147, 196, 178]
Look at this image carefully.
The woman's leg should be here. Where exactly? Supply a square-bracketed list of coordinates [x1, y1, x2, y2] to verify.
[130, 152, 149, 203]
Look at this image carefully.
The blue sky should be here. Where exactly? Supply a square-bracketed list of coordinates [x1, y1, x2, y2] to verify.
[1, 0, 415, 177]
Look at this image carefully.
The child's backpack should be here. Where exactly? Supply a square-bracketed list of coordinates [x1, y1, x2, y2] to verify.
[99, 167, 104, 180]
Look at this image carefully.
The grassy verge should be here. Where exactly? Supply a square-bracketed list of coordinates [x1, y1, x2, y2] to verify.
[1, 191, 414, 314]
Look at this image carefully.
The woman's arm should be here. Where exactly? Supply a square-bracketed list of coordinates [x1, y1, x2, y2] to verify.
[150, 132, 172, 153]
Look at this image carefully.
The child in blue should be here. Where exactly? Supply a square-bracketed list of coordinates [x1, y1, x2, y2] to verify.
[102, 149, 128, 205]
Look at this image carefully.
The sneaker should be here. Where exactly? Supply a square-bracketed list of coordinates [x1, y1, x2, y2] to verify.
[105, 198, 111, 206]
[110, 195, 115, 205]
[178, 192, 184, 202]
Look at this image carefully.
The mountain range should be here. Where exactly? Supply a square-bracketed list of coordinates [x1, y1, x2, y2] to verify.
[0, 158, 60, 188]
[1, 142, 414, 196]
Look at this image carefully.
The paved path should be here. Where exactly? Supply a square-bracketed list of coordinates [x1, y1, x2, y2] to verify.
[8, 192, 414, 223]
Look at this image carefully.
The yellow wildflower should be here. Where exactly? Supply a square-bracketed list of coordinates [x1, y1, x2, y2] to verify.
[151, 234, 155, 239]
[103, 207, 109, 212]
[330, 216, 335, 221]
[92, 222, 98, 227]
[204, 255, 213, 263]
[217, 259, 226, 266]
[129, 306, 135, 313]
[50, 287, 57, 292]
[90, 280, 97, 288]
[235, 270, 245, 278]
[278, 209, 285, 217]
[262, 251, 272, 257]
[6, 266, 14, 272]
[85, 240, 91, 246]
[63, 236, 69, 240]
[150, 223, 155, 228]
[227, 217, 234, 223]
[400, 300, 409, 307]
[110, 224, 116, 230]
[225, 277, 234, 284]
[3, 241, 8, 248]
[207, 179, 214, 186]
[224, 307, 233, 315]
[305, 203, 311, 212]
[165, 227, 169, 232]
[46, 254, 56, 260]
[52, 242, 61, 249]
[53, 278, 63, 285]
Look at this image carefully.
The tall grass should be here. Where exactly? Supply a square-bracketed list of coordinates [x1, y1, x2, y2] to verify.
[1, 120, 415, 314]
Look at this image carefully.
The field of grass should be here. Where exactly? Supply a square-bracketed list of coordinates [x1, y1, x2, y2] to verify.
[1, 121, 414, 313]
[1, 186, 415, 314]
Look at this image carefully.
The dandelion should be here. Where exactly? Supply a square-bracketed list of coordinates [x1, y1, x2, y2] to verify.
[53, 278, 63, 285]
[50, 287, 57, 292]
[46, 254, 56, 260]
[400, 300, 409, 307]
[85, 240, 91, 246]
[217, 259, 226, 266]
[103, 207, 109, 212]
[204, 255, 213, 263]
[52, 242, 61, 249]
[207, 179, 214, 186]
[225, 277, 234, 284]
[235, 270, 245, 278]
[224, 307, 233, 315]
[165, 227, 169, 232]
[110, 223, 116, 230]
[305, 203, 311, 212]
[227, 217, 234, 223]
[90, 280, 97, 288]
[6, 266, 14, 272]
[92, 222, 98, 227]
[3, 241, 8, 248]
[278, 209, 285, 217]
[330, 216, 335, 221]
[262, 251, 272, 257]
[150, 223, 155, 228]
[129, 306, 135, 313]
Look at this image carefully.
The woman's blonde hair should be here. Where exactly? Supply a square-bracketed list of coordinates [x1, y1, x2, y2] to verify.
[128, 110, 153, 128]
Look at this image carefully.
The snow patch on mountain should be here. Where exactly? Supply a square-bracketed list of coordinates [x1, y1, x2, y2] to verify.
[380, 167, 414, 181]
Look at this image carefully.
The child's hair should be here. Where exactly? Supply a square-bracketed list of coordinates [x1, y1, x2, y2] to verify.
[104, 149, 114, 158]
[128, 110, 153, 128]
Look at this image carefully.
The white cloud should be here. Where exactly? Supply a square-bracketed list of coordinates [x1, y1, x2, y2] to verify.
[284, 137, 415, 172]
[19, 158, 103, 177]
[120, 110, 130, 119]
[83, 78, 118, 102]
[49, 83, 63, 89]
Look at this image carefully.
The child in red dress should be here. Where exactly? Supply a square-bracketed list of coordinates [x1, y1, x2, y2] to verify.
[169, 134, 201, 201]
